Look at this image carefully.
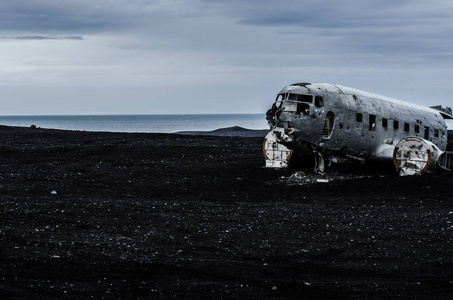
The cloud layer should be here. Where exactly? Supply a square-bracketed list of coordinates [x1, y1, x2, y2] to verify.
[1, 0, 452, 115]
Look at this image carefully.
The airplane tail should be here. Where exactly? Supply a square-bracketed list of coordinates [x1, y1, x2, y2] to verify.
[430, 105, 453, 119]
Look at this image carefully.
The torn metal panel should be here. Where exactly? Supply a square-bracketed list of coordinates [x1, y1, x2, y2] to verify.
[264, 82, 450, 175]
[437, 151, 453, 172]
[393, 137, 441, 176]
[263, 131, 293, 168]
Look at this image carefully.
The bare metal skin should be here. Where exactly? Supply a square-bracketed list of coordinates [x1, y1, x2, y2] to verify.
[265, 82, 452, 174]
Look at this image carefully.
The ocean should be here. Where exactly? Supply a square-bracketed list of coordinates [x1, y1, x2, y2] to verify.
[0, 114, 269, 133]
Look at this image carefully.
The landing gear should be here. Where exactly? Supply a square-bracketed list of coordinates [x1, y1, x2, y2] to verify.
[314, 150, 337, 174]
[314, 151, 326, 174]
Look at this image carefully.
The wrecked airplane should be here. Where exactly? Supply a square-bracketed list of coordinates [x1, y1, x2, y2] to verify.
[264, 83, 453, 176]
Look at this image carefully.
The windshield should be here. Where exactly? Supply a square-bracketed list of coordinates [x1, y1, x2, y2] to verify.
[277, 93, 313, 103]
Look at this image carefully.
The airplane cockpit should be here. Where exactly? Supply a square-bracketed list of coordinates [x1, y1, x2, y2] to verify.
[266, 92, 325, 131]
[275, 93, 324, 114]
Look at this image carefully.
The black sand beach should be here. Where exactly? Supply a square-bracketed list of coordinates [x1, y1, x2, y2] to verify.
[1, 125, 452, 299]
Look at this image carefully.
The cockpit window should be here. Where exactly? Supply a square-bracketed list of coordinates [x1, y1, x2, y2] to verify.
[290, 94, 313, 103]
[277, 93, 314, 103]
[278, 93, 315, 114]
[275, 94, 284, 108]
[287, 94, 297, 101]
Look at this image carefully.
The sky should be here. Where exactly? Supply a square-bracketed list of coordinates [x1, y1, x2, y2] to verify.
[1, 0, 453, 116]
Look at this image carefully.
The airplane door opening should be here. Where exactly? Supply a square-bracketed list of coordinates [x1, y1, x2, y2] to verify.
[322, 112, 335, 138]
[424, 127, 430, 140]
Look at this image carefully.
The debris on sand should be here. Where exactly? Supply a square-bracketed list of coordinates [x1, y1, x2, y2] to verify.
[284, 170, 373, 185]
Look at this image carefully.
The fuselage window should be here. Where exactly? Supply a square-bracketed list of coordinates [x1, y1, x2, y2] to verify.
[434, 129, 439, 138]
[369, 114, 376, 131]
[404, 123, 410, 132]
[414, 125, 419, 134]
[382, 118, 388, 128]
[393, 120, 399, 130]
[424, 127, 430, 140]
[356, 113, 363, 122]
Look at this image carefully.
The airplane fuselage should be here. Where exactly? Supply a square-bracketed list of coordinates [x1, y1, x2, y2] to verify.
[266, 83, 449, 165]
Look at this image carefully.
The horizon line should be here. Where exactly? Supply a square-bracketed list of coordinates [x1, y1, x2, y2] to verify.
[0, 112, 266, 117]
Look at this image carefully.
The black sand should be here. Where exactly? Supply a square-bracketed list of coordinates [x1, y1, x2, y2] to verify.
[1, 125, 452, 299]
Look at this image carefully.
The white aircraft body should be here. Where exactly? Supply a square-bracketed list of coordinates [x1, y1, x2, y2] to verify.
[264, 83, 453, 175]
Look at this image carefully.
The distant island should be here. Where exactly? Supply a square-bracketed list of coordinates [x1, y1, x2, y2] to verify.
[176, 125, 269, 137]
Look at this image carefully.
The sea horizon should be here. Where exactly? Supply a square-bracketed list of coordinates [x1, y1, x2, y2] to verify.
[0, 114, 269, 134]
[0, 112, 266, 116]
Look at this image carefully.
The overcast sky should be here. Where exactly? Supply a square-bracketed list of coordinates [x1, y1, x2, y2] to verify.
[1, 0, 452, 115]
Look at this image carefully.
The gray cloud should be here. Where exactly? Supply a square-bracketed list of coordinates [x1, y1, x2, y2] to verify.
[6, 36, 83, 40]
[195, 0, 453, 57]
[0, 0, 156, 33]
